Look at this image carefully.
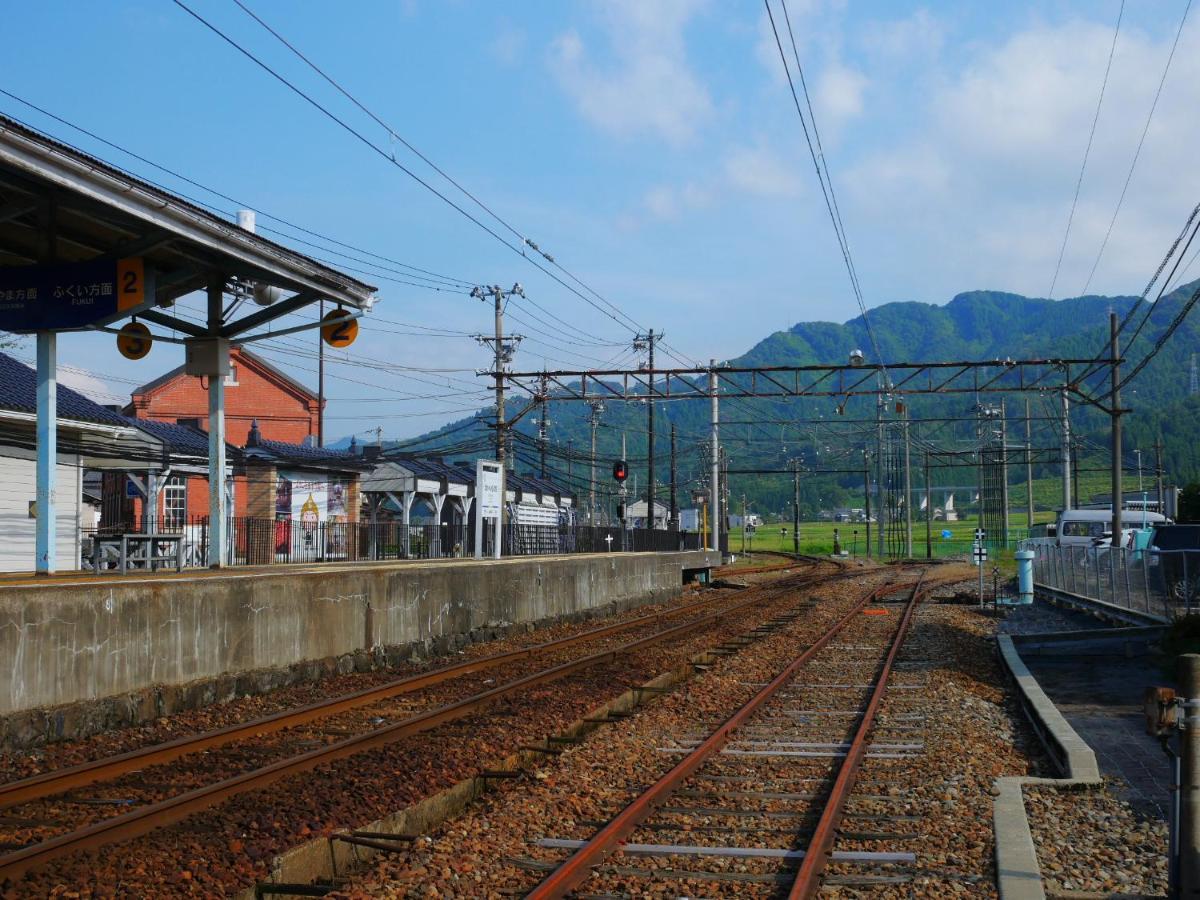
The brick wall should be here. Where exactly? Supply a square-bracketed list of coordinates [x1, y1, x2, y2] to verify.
[127, 348, 319, 446]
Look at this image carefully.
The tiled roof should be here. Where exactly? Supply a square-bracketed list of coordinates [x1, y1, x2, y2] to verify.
[0, 352, 128, 426]
[124, 417, 223, 458]
[252, 437, 364, 467]
[390, 456, 475, 484]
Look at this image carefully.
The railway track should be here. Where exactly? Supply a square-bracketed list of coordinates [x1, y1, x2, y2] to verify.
[515, 574, 936, 898]
[0, 558, 853, 888]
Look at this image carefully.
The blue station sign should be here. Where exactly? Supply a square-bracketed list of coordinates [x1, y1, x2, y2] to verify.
[0, 257, 154, 332]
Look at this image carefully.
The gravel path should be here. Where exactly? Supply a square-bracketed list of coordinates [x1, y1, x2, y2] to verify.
[1024, 781, 1167, 897]
[327, 566, 1047, 898]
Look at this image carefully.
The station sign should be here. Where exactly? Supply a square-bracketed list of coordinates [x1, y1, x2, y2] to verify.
[117, 321, 153, 360]
[0, 256, 155, 332]
[321, 309, 358, 348]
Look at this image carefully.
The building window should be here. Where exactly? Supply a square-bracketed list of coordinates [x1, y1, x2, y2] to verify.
[224, 364, 239, 386]
[163, 476, 187, 530]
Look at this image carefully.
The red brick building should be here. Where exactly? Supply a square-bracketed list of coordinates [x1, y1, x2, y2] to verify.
[109, 348, 330, 523]
[125, 347, 320, 446]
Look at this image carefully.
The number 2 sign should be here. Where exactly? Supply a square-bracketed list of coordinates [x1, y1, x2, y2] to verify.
[320, 308, 358, 348]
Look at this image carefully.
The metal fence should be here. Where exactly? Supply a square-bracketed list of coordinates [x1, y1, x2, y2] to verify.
[1023, 540, 1200, 622]
[83, 517, 703, 571]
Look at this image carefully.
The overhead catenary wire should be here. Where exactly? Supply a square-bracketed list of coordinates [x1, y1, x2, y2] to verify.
[766, 0, 889, 385]
[177, 0, 649, 339]
[1047, 0, 1124, 300]
[1080, 0, 1193, 296]
[0, 87, 475, 291]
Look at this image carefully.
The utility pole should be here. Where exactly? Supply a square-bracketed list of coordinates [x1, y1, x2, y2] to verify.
[1156, 436, 1165, 514]
[588, 400, 604, 525]
[1111, 312, 1123, 545]
[792, 459, 801, 554]
[903, 409, 913, 558]
[1061, 385, 1072, 512]
[472, 283, 525, 472]
[566, 439, 573, 490]
[1025, 397, 1034, 531]
[924, 451, 933, 559]
[1181, 654, 1200, 896]
[620, 432, 629, 549]
[863, 452, 872, 560]
[669, 424, 678, 531]
[710, 360, 720, 556]
[741, 495, 747, 555]
[1000, 400, 1010, 544]
[537, 380, 549, 479]
[876, 394, 885, 558]
[1135, 448, 1144, 494]
[317, 298, 325, 447]
[635, 330, 659, 529]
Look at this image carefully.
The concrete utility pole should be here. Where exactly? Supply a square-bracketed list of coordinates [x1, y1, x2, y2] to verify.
[792, 459, 801, 554]
[1061, 385, 1072, 512]
[710, 360, 720, 555]
[1180, 654, 1200, 895]
[669, 424, 677, 531]
[876, 396, 885, 559]
[924, 452, 933, 559]
[1111, 312, 1123, 545]
[633, 330, 659, 528]
[1135, 448, 1144, 494]
[1025, 397, 1034, 530]
[317, 298, 325, 447]
[472, 283, 525, 473]
[903, 410, 913, 558]
[1000, 401, 1010, 543]
[1156, 436, 1165, 514]
[588, 400, 604, 524]
[863, 453, 872, 560]
[537, 386, 549, 479]
[741, 495, 747, 555]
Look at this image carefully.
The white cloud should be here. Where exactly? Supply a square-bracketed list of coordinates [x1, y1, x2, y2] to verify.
[843, 16, 1200, 297]
[58, 367, 124, 405]
[724, 144, 803, 198]
[815, 62, 867, 126]
[642, 181, 709, 221]
[490, 23, 526, 67]
[548, 0, 712, 145]
[861, 8, 945, 60]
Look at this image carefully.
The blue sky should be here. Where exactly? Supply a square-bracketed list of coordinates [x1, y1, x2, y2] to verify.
[2, 0, 1197, 440]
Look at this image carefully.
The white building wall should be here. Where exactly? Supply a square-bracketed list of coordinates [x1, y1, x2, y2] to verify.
[0, 449, 82, 572]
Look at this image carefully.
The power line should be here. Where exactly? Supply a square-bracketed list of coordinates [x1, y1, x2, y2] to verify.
[0, 87, 475, 291]
[179, 0, 648, 337]
[1047, 0, 1124, 300]
[764, 0, 888, 383]
[1080, 0, 1193, 296]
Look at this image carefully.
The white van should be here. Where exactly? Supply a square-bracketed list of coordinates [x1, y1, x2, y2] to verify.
[1056, 508, 1168, 548]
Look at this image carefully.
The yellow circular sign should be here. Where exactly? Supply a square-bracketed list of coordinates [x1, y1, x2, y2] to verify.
[117, 322, 153, 360]
[321, 309, 358, 348]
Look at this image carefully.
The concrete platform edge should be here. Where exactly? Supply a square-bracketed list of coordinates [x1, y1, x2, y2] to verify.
[993, 634, 1102, 900]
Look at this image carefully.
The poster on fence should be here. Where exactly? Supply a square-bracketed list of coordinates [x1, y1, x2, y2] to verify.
[275, 472, 349, 556]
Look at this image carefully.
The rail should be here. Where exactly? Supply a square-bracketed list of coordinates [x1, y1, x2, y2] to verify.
[0, 562, 850, 882]
[523, 575, 927, 899]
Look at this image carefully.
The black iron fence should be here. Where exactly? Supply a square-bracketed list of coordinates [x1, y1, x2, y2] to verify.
[83, 516, 704, 571]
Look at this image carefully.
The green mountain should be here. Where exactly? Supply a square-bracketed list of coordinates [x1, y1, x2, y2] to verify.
[365, 279, 1200, 520]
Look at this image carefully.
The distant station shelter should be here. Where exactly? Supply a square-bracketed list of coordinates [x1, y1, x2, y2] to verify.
[0, 114, 376, 573]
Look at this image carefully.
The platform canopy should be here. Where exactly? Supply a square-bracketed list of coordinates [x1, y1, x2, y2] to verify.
[0, 114, 378, 572]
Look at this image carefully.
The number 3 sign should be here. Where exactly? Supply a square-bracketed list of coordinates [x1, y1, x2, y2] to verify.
[320, 308, 358, 348]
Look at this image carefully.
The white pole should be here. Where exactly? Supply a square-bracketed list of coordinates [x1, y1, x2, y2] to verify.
[710, 360, 720, 555]
[35, 331, 57, 574]
[207, 278, 227, 567]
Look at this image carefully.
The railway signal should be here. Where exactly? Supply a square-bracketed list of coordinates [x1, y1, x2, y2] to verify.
[612, 460, 627, 482]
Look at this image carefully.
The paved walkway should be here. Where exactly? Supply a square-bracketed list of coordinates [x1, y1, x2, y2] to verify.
[996, 599, 1172, 821]
[1026, 654, 1173, 821]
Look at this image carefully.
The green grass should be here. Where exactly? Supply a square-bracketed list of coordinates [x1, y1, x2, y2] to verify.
[734, 515, 1051, 569]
